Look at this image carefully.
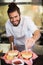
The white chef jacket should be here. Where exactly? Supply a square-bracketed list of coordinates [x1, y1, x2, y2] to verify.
[5, 16, 38, 45]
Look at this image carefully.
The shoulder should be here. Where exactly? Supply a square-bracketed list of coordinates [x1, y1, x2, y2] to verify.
[5, 19, 10, 25]
[21, 16, 33, 26]
[22, 15, 32, 22]
[21, 15, 30, 19]
[22, 16, 33, 24]
[5, 19, 11, 28]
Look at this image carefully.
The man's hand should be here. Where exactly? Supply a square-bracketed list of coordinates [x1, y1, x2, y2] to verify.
[25, 38, 36, 49]
[10, 43, 17, 50]
[14, 45, 17, 50]
[25, 30, 41, 49]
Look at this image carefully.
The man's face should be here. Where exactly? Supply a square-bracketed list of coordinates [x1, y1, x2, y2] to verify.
[8, 11, 20, 26]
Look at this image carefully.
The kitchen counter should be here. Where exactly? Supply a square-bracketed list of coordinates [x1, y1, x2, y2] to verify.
[0, 53, 43, 65]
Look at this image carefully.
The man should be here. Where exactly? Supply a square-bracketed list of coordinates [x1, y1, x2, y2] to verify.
[5, 2, 41, 51]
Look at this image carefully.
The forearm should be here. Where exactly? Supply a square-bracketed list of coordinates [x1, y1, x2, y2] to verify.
[8, 36, 17, 50]
[8, 36, 14, 50]
[32, 30, 41, 42]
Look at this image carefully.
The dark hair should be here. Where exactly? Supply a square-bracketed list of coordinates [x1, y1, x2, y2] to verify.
[7, 2, 20, 15]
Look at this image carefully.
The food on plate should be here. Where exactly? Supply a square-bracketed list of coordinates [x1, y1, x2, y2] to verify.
[6, 54, 14, 60]
[5, 50, 19, 60]
[13, 60, 22, 64]
[8, 50, 19, 56]
[12, 59, 24, 65]
[21, 50, 32, 59]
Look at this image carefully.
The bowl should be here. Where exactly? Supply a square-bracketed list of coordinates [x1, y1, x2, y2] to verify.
[12, 59, 24, 65]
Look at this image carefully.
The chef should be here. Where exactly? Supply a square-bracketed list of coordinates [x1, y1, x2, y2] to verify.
[5, 2, 41, 51]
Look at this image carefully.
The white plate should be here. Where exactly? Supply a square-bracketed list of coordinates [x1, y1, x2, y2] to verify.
[12, 59, 24, 65]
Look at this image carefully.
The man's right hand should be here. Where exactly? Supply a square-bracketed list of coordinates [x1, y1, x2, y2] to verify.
[10, 43, 17, 50]
[14, 45, 17, 50]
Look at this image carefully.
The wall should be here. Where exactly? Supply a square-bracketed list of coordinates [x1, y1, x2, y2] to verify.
[0, 3, 43, 32]
[0, 4, 8, 32]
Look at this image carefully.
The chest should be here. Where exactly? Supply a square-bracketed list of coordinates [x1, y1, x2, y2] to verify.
[10, 22, 32, 38]
[11, 24, 26, 37]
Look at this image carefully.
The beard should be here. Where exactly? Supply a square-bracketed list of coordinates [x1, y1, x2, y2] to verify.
[11, 19, 21, 27]
[13, 20, 20, 26]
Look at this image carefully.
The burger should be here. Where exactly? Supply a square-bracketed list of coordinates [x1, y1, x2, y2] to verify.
[6, 50, 19, 60]
[21, 50, 32, 60]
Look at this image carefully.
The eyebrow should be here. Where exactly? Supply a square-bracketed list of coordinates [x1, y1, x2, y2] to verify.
[10, 15, 17, 19]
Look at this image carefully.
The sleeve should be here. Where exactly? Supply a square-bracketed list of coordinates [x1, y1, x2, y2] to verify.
[26, 17, 38, 34]
[5, 23, 12, 37]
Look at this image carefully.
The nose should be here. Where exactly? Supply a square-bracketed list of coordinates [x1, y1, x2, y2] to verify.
[12, 17, 16, 21]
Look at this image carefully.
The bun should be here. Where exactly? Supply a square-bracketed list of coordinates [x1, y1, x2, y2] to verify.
[6, 50, 19, 60]
[8, 2, 17, 8]
[8, 50, 18, 56]
[6, 55, 14, 60]
[21, 51, 32, 59]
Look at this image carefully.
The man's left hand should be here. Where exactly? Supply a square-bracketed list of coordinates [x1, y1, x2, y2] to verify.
[25, 38, 36, 49]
